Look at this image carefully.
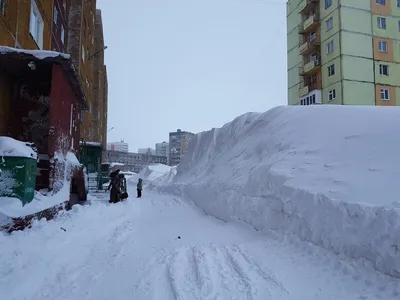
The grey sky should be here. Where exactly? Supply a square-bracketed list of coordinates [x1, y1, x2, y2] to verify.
[96, 0, 287, 152]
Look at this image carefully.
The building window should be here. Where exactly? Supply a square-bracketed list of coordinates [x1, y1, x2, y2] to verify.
[378, 40, 387, 52]
[61, 25, 65, 43]
[326, 17, 333, 31]
[328, 64, 335, 76]
[398, 0, 400, 7]
[398, 20, 400, 32]
[53, 6, 58, 24]
[82, 46, 85, 61]
[325, 0, 332, 9]
[328, 89, 336, 101]
[29, 0, 44, 49]
[327, 40, 334, 54]
[0, 0, 6, 15]
[381, 88, 390, 100]
[377, 17, 387, 29]
[376, 0, 386, 5]
[379, 64, 389, 76]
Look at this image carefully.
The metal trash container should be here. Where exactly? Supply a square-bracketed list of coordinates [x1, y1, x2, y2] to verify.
[0, 156, 37, 205]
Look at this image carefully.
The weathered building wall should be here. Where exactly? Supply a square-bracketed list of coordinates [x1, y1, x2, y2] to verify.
[51, 0, 70, 52]
[49, 64, 80, 155]
[67, 0, 96, 141]
[92, 9, 107, 158]
[0, 0, 53, 50]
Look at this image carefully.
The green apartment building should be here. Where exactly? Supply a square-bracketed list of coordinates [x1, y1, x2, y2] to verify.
[287, 0, 400, 106]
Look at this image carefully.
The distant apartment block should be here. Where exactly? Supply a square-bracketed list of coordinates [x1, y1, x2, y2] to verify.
[107, 141, 129, 152]
[169, 129, 195, 166]
[155, 141, 169, 157]
[138, 148, 156, 155]
[287, 0, 400, 106]
[107, 150, 167, 173]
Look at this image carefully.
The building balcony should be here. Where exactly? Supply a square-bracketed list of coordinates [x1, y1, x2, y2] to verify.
[299, 0, 319, 14]
[298, 13, 320, 34]
[299, 85, 309, 97]
[299, 59, 321, 75]
[299, 35, 320, 55]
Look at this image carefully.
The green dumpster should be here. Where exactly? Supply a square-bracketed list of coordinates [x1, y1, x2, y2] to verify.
[0, 156, 37, 205]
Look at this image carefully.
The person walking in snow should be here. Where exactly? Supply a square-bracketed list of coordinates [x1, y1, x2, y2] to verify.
[137, 178, 143, 198]
[108, 169, 122, 203]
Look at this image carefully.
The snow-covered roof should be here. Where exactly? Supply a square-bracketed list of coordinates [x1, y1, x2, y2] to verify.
[0, 46, 70, 60]
[0, 137, 37, 159]
[0, 46, 87, 110]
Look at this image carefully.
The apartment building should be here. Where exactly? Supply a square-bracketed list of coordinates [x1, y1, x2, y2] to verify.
[287, 0, 400, 106]
[107, 150, 168, 173]
[92, 9, 108, 159]
[107, 141, 129, 152]
[155, 141, 169, 158]
[0, 0, 53, 49]
[169, 129, 195, 166]
[51, 0, 69, 53]
[67, 0, 97, 139]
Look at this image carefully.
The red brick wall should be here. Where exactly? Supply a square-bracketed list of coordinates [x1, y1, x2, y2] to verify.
[49, 64, 80, 156]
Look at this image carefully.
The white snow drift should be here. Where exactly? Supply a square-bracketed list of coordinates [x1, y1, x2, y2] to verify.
[137, 163, 172, 184]
[156, 105, 400, 277]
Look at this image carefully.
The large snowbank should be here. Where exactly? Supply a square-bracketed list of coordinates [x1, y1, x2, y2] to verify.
[137, 164, 172, 184]
[0, 137, 37, 159]
[156, 105, 400, 277]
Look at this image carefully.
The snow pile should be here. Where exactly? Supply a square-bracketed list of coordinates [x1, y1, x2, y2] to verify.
[148, 166, 177, 189]
[0, 136, 37, 159]
[137, 164, 172, 184]
[0, 186, 70, 223]
[156, 105, 400, 277]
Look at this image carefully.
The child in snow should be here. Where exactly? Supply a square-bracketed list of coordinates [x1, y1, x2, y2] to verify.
[137, 178, 143, 198]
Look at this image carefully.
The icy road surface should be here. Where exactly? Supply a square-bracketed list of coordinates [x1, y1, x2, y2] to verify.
[1, 191, 398, 300]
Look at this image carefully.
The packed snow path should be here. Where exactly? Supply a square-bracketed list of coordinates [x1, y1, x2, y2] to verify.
[1, 191, 398, 300]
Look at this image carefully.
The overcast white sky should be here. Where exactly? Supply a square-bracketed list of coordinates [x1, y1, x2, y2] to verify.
[96, 0, 287, 152]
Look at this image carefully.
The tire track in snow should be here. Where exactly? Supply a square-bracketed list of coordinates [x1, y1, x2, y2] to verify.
[133, 243, 289, 300]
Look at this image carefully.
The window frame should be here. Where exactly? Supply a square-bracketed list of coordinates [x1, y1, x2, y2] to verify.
[0, 0, 6, 15]
[380, 88, 390, 100]
[378, 40, 388, 52]
[377, 17, 387, 29]
[325, 0, 332, 9]
[327, 40, 334, 54]
[326, 17, 333, 31]
[328, 64, 335, 76]
[29, 0, 44, 49]
[379, 64, 389, 76]
[328, 89, 336, 101]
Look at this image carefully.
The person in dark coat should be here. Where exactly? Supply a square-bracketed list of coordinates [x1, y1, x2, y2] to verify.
[137, 178, 143, 198]
[108, 169, 122, 203]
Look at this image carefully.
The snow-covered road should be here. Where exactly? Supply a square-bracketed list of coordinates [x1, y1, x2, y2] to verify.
[1, 190, 398, 300]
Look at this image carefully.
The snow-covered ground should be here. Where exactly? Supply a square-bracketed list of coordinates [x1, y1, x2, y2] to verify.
[155, 105, 400, 277]
[2, 105, 400, 299]
[1, 189, 398, 300]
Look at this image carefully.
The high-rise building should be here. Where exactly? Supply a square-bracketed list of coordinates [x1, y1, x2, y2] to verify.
[155, 141, 169, 158]
[107, 141, 129, 152]
[287, 0, 400, 106]
[169, 129, 194, 166]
